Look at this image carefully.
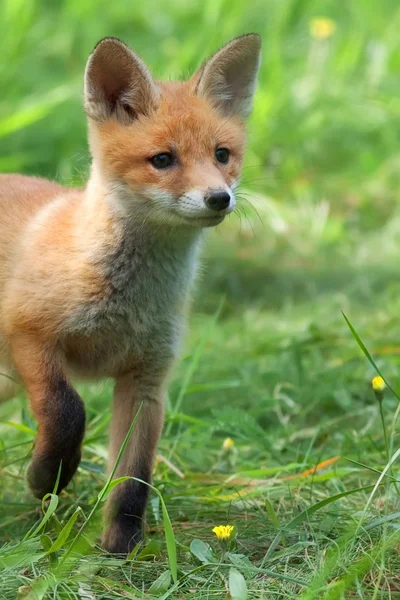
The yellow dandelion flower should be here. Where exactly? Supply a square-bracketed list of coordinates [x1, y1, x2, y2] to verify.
[309, 18, 336, 40]
[222, 437, 235, 450]
[212, 525, 234, 540]
[372, 376, 386, 392]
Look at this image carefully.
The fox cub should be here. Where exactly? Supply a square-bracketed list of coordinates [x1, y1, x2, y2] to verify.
[0, 34, 261, 553]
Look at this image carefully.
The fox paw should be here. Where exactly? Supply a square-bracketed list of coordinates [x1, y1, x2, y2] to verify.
[102, 517, 143, 555]
[27, 450, 81, 498]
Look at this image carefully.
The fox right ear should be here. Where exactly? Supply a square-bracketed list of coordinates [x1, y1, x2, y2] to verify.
[193, 34, 261, 121]
[84, 37, 159, 124]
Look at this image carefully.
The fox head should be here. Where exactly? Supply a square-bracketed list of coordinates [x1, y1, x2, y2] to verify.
[84, 34, 261, 228]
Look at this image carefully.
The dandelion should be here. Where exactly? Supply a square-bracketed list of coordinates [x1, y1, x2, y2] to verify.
[220, 436, 237, 469]
[371, 375, 389, 461]
[212, 525, 234, 541]
[219, 438, 238, 470]
[372, 376, 386, 392]
[222, 437, 235, 450]
[309, 18, 336, 40]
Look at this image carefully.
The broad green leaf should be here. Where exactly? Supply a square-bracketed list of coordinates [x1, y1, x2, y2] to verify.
[190, 539, 215, 564]
[148, 570, 171, 594]
[226, 552, 253, 569]
[136, 539, 162, 561]
[16, 577, 49, 600]
[229, 567, 248, 600]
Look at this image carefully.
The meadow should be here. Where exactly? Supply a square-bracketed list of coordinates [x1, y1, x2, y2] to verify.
[1, 0, 400, 597]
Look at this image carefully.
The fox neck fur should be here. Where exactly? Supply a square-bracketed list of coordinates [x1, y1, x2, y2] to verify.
[0, 170, 202, 382]
[69, 165, 203, 377]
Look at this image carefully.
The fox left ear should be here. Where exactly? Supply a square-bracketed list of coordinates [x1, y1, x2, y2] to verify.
[193, 34, 261, 120]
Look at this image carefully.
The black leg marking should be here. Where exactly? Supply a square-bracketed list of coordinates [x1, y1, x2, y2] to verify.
[102, 466, 151, 554]
[28, 378, 86, 498]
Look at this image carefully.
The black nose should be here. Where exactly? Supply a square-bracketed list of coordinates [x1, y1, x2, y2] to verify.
[205, 190, 231, 212]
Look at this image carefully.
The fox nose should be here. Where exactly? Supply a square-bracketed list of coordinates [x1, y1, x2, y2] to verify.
[204, 190, 231, 212]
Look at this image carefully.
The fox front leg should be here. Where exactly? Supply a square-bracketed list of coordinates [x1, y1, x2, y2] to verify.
[102, 372, 165, 554]
[10, 333, 86, 498]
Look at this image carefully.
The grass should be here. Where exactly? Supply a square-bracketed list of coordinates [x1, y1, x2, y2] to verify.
[1, 0, 400, 597]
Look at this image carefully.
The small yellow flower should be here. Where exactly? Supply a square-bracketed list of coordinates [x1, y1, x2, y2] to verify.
[372, 376, 386, 392]
[309, 18, 336, 40]
[222, 437, 234, 450]
[212, 525, 234, 540]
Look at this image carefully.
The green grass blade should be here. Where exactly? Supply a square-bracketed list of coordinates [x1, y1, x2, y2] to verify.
[44, 508, 82, 554]
[342, 311, 400, 403]
[264, 498, 281, 529]
[165, 297, 224, 434]
[160, 491, 178, 583]
[355, 447, 400, 533]
[364, 510, 400, 531]
[262, 484, 375, 564]
[128, 477, 178, 582]
[24, 494, 59, 541]
[59, 403, 143, 567]
[0, 421, 36, 436]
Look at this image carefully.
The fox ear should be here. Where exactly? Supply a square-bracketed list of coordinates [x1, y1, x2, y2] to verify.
[193, 34, 261, 120]
[84, 37, 159, 124]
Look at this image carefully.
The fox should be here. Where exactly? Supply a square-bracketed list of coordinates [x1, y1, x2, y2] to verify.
[0, 34, 261, 553]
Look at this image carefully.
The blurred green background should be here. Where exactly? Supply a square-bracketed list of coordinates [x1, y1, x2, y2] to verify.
[2, 1, 400, 596]
[2, 0, 400, 203]
[2, 0, 400, 289]
[2, 0, 400, 306]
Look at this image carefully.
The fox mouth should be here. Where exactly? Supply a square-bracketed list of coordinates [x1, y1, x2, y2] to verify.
[181, 213, 226, 227]
[167, 205, 228, 227]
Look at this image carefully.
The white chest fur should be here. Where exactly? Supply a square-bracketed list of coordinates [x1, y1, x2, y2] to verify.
[64, 225, 202, 377]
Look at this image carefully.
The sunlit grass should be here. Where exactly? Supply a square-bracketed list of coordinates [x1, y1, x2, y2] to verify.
[1, 286, 400, 598]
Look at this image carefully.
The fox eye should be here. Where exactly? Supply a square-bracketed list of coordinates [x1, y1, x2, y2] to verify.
[150, 153, 175, 169]
[215, 148, 230, 164]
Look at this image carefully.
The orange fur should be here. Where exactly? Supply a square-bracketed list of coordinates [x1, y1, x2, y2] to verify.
[0, 34, 261, 553]
[96, 83, 245, 196]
